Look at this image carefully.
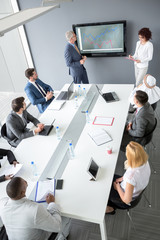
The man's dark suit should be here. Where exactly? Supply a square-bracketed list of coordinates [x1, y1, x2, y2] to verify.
[121, 102, 155, 150]
[64, 43, 89, 84]
[25, 79, 54, 113]
[6, 110, 40, 147]
[0, 149, 16, 182]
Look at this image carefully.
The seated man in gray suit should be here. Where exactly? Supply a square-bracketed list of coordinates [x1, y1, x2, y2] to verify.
[64, 31, 89, 84]
[6, 97, 44, 147]
[121, 90, 155, 151]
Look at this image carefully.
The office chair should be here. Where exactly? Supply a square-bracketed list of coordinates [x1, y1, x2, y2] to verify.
[151, 101, 160, 120]
[0, 123, 15, 148]
[133, 118, 157, 173]
[0, 226, 8, 240]
[116, 188, 151, 232]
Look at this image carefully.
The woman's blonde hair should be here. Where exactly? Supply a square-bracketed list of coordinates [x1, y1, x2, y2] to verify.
[125, 141, 148, 169]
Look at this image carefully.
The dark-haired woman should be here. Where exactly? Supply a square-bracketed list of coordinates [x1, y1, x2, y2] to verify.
[129, 28, 153, 86]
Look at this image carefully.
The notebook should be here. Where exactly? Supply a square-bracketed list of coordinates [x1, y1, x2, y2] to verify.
[39, 119, 55, 136]
[35, 179, 56, 203]
[88, 128, 112, 146]
[96, 85, 119, 103]
[56, 81, 74, 100]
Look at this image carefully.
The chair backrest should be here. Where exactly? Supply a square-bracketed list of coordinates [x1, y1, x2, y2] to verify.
[151, 102, 157, 111]
[133, 118, 157, 146]
[129, 189, 145, 209]
[1, 123, 14, 147]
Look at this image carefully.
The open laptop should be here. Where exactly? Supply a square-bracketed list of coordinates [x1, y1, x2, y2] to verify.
[96, 85, 119, 103]
[56, 82, 74, 100]
[39, 119, 55, 136]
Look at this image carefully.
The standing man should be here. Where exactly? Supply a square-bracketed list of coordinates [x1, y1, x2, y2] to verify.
[64, 31, 89, 84]
[0, 177, 67, 240]
[25, 68, 54, 113]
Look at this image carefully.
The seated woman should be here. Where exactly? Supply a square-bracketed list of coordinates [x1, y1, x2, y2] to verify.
[129, 74, 160, 109]
[0, 148, 18, 182]
[106, 141, 151, 214]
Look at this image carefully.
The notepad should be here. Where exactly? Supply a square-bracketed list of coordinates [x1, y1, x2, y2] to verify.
[0, 164, 23, 177]
[93, 116, 114, 126]
[35, 179, 56, 203]
[88, 129, 112, 146]
[125, 57, 137, 62]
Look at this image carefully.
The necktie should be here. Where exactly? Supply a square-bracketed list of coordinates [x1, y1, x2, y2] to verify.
[35, 82, 46, 97]
[74, 44, 81, 55]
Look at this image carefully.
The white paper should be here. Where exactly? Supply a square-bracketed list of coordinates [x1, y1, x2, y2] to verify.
[48, 100, 66, 110]
[0, 164, 23, 176]
[88, 129, 112, 146]
[35, 179, 55, 202]
[93, 116, 114, 125]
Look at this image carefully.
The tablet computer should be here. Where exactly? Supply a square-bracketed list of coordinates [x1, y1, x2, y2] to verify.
[87, 158, 99, 181]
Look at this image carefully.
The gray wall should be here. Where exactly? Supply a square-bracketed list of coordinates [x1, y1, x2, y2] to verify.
[18, 0, 160, 89]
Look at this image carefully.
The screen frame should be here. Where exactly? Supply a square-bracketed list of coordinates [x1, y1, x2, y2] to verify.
[72, 20, 127, 57]
[87, 157, 99, 180]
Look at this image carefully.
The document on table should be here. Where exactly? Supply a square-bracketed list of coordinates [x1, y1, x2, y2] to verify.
[35, 179, 56, 203]
[48, 100, 66, 110]
[88, 128, 112, 146]
[93, 116, 114, 126]
[0, 164, 23, 176]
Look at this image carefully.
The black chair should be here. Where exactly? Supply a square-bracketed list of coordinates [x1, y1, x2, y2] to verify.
[1, 124, 15, 148]
[0, 226, 8, 240]
[133, 118, 157, 149]
[116, 188, 151, 232]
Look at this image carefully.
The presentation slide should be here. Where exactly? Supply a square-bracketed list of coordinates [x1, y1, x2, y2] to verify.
[75, 23, 124, 54]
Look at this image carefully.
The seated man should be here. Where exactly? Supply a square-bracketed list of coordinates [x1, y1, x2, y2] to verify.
[0, 177, 65, 240]
[6, 97, 44, 147]
[25, 68, 54, 113]
[0, 149, 18, 182]
[121, 90, 155, 151]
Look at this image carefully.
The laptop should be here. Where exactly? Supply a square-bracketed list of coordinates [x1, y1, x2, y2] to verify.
[39, 119, 55, 136]
[56, 82, 74, 100]
[96, 85, 119, 103]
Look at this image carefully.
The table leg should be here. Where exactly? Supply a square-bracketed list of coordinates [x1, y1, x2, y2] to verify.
[100, 218, 107, 240]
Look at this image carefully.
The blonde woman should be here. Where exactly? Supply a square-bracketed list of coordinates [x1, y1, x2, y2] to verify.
[106, 141, 151, 214]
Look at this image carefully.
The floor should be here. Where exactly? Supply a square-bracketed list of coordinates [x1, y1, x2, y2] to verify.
[0, 97, 160, 240]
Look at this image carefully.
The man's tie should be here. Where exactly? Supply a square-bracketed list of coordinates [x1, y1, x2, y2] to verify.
[74, 44, 81, 55]
[35, 82, 46, 97]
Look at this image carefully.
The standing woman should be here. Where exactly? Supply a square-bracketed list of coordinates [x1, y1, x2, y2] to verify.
[129, 28, 153, 86]
[106, 141, 151, 214]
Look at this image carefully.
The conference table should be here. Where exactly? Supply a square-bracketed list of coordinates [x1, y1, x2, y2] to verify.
[0, 83, 134, 240]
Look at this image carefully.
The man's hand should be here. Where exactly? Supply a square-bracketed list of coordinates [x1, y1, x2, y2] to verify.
[46, 91, 53, 100]
[135, 59, 141, 63]
[80, 59, 85, 65]
[34, 125, 43, 134]
[46, 193, 55, 204]
[126, 122, 132, 131]
[37, 123, 44, 131]
[5, 174, 14, 181]
[13, 160, 19, 167]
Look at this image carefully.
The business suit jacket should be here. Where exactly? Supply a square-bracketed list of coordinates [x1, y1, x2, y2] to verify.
[6, 110, 40, 147]
[64, 43, 89, 84]
[24, 79, 54, 113]
[129, 102, 155, 137]
[0, 149, 16, 182]
[0, 197, 61, 240]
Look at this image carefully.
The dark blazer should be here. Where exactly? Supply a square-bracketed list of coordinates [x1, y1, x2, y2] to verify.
[24, 79, 54, 113]
[0, 149, 16, 182]
[6, 110, 40, 147]
[129, 102, 155, 137]
[64, 43, 86, 78]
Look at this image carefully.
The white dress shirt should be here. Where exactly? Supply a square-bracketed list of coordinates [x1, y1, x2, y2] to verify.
[120, 161, 151, 198]
[133, 41, 153, 68]
[0, 197, 61, 240]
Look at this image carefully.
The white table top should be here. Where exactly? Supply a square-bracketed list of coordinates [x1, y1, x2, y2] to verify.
[55, 84, 134, 223]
